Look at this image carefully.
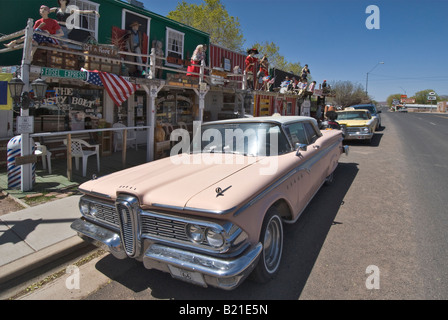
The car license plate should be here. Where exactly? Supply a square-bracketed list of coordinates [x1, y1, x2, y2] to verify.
[168, 265, 207, 287]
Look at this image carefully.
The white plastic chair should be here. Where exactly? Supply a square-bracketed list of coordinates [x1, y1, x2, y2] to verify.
[64, 138, 100, 177]
[34, 142, 52, 174]
[113, 123, 138, 152]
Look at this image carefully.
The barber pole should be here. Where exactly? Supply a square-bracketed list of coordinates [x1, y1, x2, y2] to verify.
[7, 136, 35, 189]
[7, 136, 22, 189]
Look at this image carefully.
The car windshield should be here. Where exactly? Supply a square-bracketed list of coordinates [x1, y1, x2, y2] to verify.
[353, 106, 376, 113]
[191, 122, 291, 156]
[337, 111, 369, 120]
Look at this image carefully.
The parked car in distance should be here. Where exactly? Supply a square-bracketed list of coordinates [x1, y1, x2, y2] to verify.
[336, 108, 378, 144]
[71, 115, 349, 290]
[396, 105, 408, 112]
[349, 104, 382, 129]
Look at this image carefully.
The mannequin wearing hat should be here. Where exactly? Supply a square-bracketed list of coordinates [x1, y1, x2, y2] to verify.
[245, 48, 259, 90]
[126, 21, 144, 76]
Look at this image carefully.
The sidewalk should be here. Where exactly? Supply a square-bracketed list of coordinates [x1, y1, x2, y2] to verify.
[0, 148, 148, 287]
[0, 194, 90, 285]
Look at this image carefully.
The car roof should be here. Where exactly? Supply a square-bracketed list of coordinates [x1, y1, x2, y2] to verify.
[350, 104, 376, 109]
[339, 108, 371, 113]
[204, 115, 317, 126]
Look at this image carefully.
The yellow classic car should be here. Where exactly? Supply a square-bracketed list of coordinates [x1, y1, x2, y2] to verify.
[336, 108, 378, 144]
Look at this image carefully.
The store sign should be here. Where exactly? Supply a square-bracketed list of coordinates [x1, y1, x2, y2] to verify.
[401, 98, 415, 104]
[43, 87, 97, 108]
[82, 44, 118, 57]
[15, 154, 37, 166]
[16, 116, 34, 134]
[41, 67, 87, 81]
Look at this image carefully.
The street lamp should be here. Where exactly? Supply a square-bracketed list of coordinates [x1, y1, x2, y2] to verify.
[8, 75, 48, 108]
[31, 77, 48, 101]
[366, 61, 384, 96]
[8, 76, 25, 106]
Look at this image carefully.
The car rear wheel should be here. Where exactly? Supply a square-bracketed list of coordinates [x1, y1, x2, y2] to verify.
[324, 172, 334, 186]
[251, 207, 283, 283]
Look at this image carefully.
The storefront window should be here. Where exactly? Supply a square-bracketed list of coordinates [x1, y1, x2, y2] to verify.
[156, 91, 193, 126]
[30, 85, 103, 133]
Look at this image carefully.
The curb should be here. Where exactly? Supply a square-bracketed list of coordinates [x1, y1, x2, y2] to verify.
[1, 190, 30, 209]
[0, 236, 91, 286]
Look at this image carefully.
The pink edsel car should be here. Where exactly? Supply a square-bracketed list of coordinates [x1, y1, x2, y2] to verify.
[71, 115, 349, 290]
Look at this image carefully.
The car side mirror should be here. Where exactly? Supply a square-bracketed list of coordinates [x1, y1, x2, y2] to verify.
[295, 143, 307, 151]
[295, 143, 307, 157]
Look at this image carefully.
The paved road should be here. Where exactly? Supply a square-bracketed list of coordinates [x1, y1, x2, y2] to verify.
[17, 111, 448, 300]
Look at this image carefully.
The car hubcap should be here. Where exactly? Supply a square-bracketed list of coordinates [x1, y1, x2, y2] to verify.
[263, 216, 283, 274]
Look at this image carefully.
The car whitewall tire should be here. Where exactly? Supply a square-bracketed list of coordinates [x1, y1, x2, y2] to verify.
[251, 207, 283, 283]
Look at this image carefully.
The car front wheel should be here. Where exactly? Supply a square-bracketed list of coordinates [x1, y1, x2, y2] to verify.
[251, 207, 284, 283]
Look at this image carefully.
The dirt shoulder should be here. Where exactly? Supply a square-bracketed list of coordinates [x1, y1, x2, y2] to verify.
[0, 192, 26, 216]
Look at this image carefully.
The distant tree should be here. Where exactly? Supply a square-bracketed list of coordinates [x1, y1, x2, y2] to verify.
[167, 0, 245, 51]
[412, 89, 439, 104]
[331, 80, 369, 107]
[386, 93, 403, 106]
[250, 41, 303, 75]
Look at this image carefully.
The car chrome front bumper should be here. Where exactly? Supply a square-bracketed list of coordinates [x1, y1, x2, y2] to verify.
[344, 132, 373, 140]
[71, 218, 262, 290]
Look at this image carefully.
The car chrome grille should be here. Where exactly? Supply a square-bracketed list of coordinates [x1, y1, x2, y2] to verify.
[141, 214, 192, 243]
[115, 195, 140, 257]
[116, 203, 135, 256]
[91, 202, 120, 227]
[87, 198, 217, 250]
[346, 127, 363, 133]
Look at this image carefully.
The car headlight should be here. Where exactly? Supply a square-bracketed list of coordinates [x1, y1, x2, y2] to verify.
[90, 204, 98, 217]
[79, 200, 90, 216]
[362, 127, 370, 133]
[205, 228, 225, 248]
[186, 224, 204, 243]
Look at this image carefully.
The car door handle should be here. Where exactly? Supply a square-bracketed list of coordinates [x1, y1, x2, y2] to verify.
[313, 145, 320, 149]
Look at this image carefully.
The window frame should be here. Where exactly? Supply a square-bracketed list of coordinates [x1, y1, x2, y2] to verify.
[165, 27, 185, 68]
[69, 0, 100, 40]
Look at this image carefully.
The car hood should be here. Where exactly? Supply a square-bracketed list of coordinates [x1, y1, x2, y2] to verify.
[79, 154, 271, 213]
[337, 119, 372, 127]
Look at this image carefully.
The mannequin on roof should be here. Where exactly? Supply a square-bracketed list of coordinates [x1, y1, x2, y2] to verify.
[50, 0, 100, 43]
[187, 44, 207, 77]
[126, 21, 145, 76]
[4, 5, 63, 56]
[245, 48, 259, 90]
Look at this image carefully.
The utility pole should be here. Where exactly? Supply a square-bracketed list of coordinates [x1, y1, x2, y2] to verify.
[20, 19, 34, 191]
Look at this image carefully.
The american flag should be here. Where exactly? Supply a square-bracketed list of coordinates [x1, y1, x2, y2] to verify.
[83, 69, 139, 106]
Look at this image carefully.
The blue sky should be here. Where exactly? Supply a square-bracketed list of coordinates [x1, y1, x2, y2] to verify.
[142, 0, 448, 102]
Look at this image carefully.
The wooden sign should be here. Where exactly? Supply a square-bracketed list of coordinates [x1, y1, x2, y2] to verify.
[15, 154, 37, 165]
